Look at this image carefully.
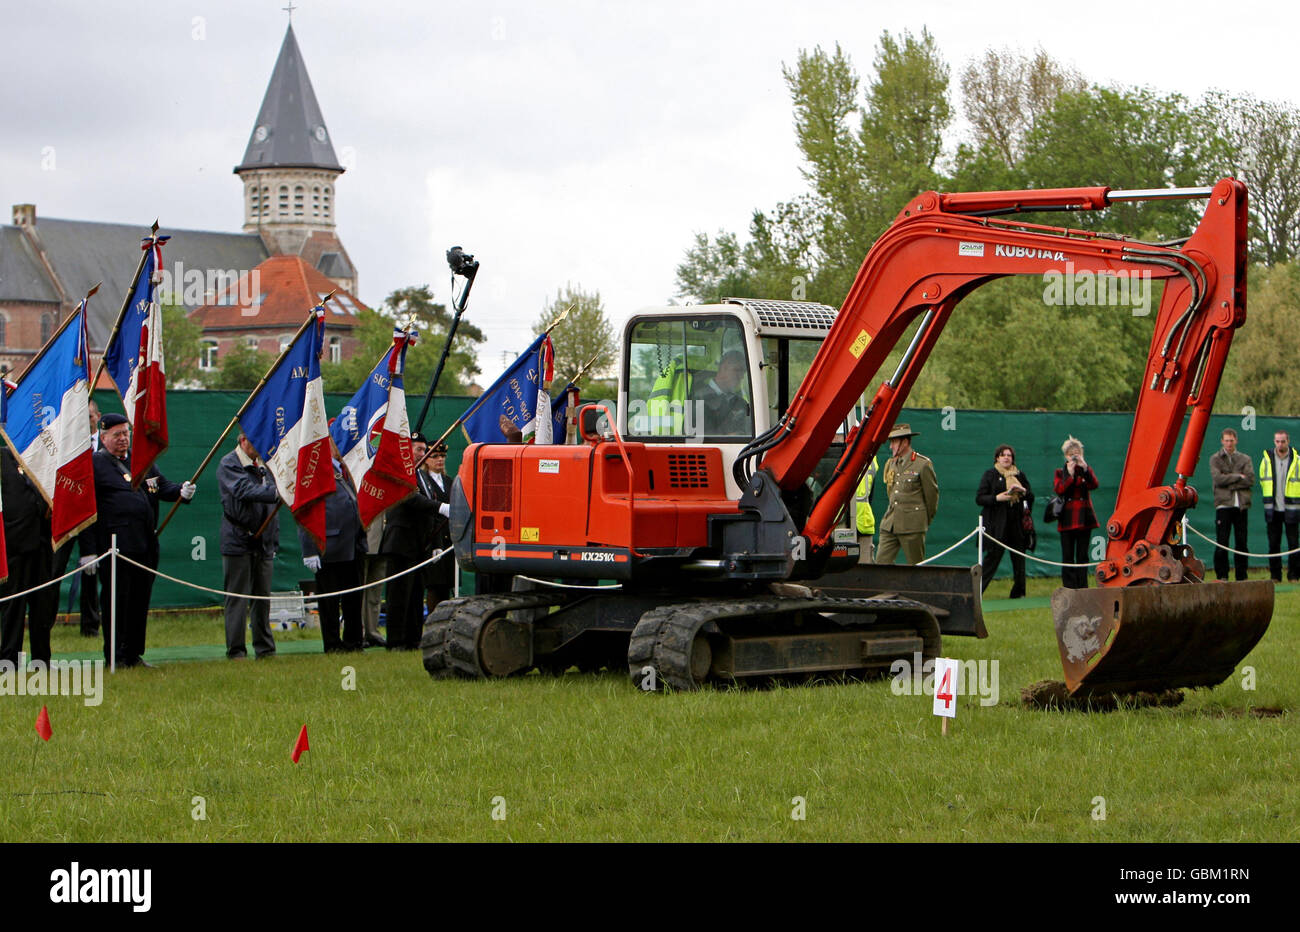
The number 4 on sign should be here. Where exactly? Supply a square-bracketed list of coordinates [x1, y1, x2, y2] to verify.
[932, 657, 959, 734]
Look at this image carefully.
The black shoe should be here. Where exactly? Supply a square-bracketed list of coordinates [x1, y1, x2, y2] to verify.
[137, 659, 158, 669]
[255, 652, 276, 660]
[364, 634, 387, 648]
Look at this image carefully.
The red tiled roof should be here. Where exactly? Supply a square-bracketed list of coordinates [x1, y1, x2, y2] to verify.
[188, 254, 366, 331]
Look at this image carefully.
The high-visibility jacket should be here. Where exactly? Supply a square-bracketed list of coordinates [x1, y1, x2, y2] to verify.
[1259, 450, 1300, 517]
[855, 457, 879, 536]
[648, 357, 691, 435]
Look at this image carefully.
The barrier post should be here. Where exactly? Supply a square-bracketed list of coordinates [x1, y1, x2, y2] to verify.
[976, 515, 984, 569]
[109, 534, 118, 675]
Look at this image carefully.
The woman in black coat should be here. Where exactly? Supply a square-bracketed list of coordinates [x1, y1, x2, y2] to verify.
[975, 444, 1033, 598]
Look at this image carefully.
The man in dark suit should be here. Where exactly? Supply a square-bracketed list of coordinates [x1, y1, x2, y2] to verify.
[81, 413, 195, 668]
[381, 432, 437, 650]
[422, 441, 456, 613]
[0, 445, 56, 667]
[299, 447, 366, 652]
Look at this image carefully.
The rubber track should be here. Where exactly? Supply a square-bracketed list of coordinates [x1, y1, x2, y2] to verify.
[421, 597, 475, 679]
[627, 595, 942, 692]
[446, 591, 575, 679]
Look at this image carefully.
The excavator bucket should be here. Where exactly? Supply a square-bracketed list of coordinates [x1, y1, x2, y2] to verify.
[1051, 581, 1273, 696]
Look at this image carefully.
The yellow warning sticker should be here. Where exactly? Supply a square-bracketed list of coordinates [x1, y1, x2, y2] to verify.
[521, 527, 540, 542]
[849, 329, 872, 358]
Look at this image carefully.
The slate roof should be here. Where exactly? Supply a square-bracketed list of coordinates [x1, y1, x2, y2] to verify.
[19, 217, 269, 348]
[235, 25, 342, 173]
[0, 226, 60, 303]
[189, 254, 364, 332]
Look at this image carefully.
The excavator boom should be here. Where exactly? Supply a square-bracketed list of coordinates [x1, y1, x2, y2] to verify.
[750, 178, 1270, 694]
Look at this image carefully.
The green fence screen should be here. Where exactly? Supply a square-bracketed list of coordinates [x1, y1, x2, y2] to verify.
[73, 392, 1299, 607]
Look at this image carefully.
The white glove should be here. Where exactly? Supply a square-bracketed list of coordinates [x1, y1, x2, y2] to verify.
[439, 502, 450, 519]
[303, 555, 322, 572]
[79, 555, 98, 577]
[180, 481, 196, 501]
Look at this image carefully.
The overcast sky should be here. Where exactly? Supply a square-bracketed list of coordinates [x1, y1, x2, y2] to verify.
[4, 0, 1296, 381]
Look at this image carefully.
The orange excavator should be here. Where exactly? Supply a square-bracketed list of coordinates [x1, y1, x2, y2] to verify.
[428, 178, 1271, 694]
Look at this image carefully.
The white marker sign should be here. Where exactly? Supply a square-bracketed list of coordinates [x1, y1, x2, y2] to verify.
[932, 657, 959, 719]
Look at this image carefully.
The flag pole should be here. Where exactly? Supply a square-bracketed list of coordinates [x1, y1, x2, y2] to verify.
[413, 248, 479, 435]
[10, 283, 101, 386]
[90, 221, 160, 394]
[156, 297, 333, 536]
[410, 313, 574, 472]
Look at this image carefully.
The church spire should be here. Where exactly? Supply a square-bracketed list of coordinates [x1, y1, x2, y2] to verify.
[235, 24, 341, 172]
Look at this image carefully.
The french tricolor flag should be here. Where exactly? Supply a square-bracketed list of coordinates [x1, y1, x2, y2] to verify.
[331, 327, 418, 529]
[3, 305, 97, 548]
[0, 379, 13, 583]
[239, 307, 335, 549]
[103, 230, 170, 483]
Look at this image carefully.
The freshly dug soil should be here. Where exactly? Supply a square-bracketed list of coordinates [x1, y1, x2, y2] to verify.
[1020, 679, 1185, 711]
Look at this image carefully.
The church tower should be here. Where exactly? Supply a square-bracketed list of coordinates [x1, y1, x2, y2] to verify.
[234, 23, 355, 293]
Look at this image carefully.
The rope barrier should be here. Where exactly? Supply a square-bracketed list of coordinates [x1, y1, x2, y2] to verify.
[1182, 521, 1300, 559]
[916, 527, 980, 566]
[0, 551, 111, 605]
[980, 532, 1098, 568]
[113, 547, 454, 602]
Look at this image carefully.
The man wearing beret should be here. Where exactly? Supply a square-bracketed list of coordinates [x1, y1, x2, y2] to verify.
[81, 413, 195, 668]
[876, 423, 939, 565]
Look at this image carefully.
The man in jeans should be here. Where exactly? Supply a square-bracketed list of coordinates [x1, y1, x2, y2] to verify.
[1259, 430, 1300, 582]
[1210, 428, 1253, 581]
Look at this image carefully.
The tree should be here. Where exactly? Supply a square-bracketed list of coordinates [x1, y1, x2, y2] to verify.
[205, 341, 277, 390]
[161, 301, 204, 387]
[1219, 262, 1300, 414]
[321, 286, 484, 396]
[532, 284, 618, 383]
[1203, 92, 1300, 265]
[959, 47, 1084, 168]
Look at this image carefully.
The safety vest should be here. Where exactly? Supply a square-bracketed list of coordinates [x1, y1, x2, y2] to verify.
[648, 357, 691, 435]
[1259, 451, 1300, 511]
[855, 457, 879, 536]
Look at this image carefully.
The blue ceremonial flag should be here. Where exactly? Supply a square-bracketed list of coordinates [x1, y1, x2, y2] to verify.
[460, 333, 549, 443]
[238, 308, 334, 548]
[103, 230, 169, 402]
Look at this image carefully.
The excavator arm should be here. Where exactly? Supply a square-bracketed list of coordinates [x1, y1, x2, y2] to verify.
[746, 178, 1270, 694]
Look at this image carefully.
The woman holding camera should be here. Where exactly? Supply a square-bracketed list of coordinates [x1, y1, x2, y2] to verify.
[976, 444, 1033, 598]
[1054, 436, 1100, 589]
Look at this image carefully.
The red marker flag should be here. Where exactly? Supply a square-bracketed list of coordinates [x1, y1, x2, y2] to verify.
[291, 724, 309, 763]
[35, 705, 52, 741]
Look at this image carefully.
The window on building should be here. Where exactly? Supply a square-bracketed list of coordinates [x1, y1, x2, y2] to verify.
[278, 185, 289, 217]
[329, 336, 341, 364]
[323, 185, 332, 221]
[293, 185, 305, 217]
[0, 315, 7, 348]
[245, 336, 259, 350]
[312, 186, 321, 219]
[200, 340, 219, 371]
[41, 313, 54, 344]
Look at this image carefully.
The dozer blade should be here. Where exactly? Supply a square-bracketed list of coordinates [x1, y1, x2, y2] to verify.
[1052, 581, 1273, 696]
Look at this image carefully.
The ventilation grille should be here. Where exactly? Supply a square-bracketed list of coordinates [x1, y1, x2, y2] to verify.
[724, 297, 838, 334]
[667, 452, 709, 488]
[481, 458, 513, 512]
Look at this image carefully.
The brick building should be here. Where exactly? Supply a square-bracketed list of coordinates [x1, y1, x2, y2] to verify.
[0, 23, 362, 378]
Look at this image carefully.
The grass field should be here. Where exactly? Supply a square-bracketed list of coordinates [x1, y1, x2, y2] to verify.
[1, 577, 1295, 842]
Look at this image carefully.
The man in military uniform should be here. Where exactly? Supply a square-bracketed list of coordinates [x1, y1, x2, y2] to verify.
[83, 413, 195, 667]
[876, 424, 939, 565]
